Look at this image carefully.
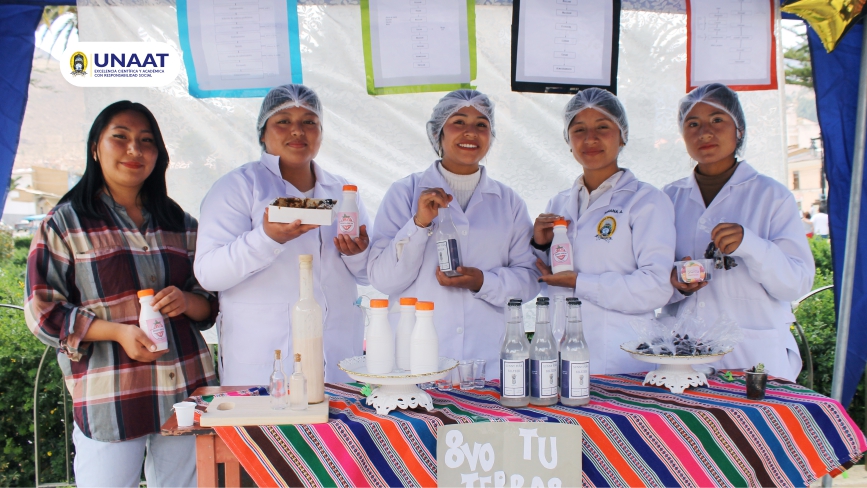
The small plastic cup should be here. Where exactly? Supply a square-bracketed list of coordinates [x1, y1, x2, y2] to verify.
[458, 361, 474, 390]
[174, 401, 196, 427]
[437, 376, 452, 391]
[473, 359, 486, 388]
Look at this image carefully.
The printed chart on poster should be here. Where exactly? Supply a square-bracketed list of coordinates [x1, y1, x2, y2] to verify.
[177, 0, 302, 98]
[687, 0, 777, 91]
[361, 0, 476, 95]
[511, 0, 620, 94]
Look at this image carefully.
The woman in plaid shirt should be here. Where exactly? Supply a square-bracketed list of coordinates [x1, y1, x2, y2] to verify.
[25, 101, 217, 487]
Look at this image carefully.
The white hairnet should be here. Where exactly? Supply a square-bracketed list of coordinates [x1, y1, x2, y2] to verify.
[562, 87, 628, 144]
[678, 83, 746, 155]
[426, 89, 496, 156]
[257, 84, 323, 148]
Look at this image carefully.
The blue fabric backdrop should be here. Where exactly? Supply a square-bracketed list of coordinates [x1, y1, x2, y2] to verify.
[809, 21, 867, 406]
[0, 5, 44, 210]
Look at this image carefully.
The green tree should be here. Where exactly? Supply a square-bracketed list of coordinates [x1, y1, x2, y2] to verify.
[784, 27, 813, 88]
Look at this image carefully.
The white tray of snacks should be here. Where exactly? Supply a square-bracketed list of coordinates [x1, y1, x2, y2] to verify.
[338, 356, 457, 415]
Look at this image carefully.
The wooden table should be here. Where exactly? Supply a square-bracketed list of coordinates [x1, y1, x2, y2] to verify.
[160, 386, 250, 488]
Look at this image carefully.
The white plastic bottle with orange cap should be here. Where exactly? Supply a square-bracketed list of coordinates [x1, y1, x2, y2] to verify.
[410, 301, 439, 375]
[365, 299, 395, 374]
[137, 289, 168, 351]
[337, 185, 360, 239]
[394, 297, 417, 371]
[550, 219, 574, 274]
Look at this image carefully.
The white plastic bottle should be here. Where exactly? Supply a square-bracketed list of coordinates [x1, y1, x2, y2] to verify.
[560, 298, 590, 406]
[395, 297, 418, 371]
[550, 219, 574, 274]
[410, 301, 439, 375]
[137, 289, 168, 351]
[292, 255, 325, 403]
[365, 299, 395, 374]
[337, 184, 360, 239]
[289, 353, 308, 411]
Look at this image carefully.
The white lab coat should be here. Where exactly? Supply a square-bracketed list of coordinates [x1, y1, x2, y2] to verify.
[663, 161, 815, 381]
[195, 153, 370, 385]
[368, 162, 540, 378]
[535, 169, 677, 374]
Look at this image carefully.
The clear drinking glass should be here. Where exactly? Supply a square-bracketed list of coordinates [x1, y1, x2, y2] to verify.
[473, 359, 486, 388]
[459, 361, 474, 390]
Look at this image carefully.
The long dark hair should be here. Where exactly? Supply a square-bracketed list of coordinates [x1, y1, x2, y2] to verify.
[59, 101, 185, 232]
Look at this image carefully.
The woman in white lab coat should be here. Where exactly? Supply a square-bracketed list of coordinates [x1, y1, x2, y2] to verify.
[663, 83, 814, 381]
[368, 90, 540, 378]
[534, 88, 676, 375]
[195, 84, 371, 385]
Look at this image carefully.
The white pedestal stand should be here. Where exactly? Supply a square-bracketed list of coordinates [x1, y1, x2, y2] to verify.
[621, 341, 732, 394]
[338, 356, 457, 415]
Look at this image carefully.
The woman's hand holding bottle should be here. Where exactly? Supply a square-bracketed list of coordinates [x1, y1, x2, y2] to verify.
[533, 213, 565, 247]
[334, 225, 369, 255]
[535, 258, 577, 288]
[414, 188, 453, 227]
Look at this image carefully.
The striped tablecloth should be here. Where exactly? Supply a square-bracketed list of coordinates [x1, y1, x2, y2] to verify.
[213, 373, 866, 487]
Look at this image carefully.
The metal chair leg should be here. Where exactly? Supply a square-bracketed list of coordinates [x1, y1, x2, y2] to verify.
[33, 345, 51, 488]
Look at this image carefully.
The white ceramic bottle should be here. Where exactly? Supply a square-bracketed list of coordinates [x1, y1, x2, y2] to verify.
[292, 255, 325, 404]
[289, 353, 308, 411]
[410, 301, 439, 375]
[337, 184, 359, 239]
[137, 289, 168, 351]
[394, 297, 418, 371]
[550, 219, 574, 274]
[365, 299, 395, 374]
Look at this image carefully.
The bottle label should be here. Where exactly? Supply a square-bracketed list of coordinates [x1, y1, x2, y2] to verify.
[500, 359, 530, 398]
[338, 212, 358, 236]
[551, 242, 573, 267]
[561, 360, 590, 399]
[145, 318, 167, 342]
[530, 359, 559, 398]
[436, 239, 461, 272]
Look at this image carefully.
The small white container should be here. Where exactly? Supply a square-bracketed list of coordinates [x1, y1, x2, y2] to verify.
[410, 301, 439, 375]
[674, 259, 714, 284]
[173, 401, 196, 427]
[336, 185, 360, 239]
[365, 299, 395, 375]
[268, 198, 335, 225]
[394, 297, 417, 371]
[137, 289, 168, 351]
[550, 219, 574, 274]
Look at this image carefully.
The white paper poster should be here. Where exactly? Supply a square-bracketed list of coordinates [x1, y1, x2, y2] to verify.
[687, 0, 777, 90]
[363, 0, 474, 93]
[513, 0, 617, 92]
[177, 0, 302, 97]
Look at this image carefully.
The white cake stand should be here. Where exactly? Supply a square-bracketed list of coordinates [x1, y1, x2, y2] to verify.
[621, 341, 732, 394]
[338, 356, 458, 415]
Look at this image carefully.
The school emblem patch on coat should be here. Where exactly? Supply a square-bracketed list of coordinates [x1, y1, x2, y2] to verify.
[596, 216, 616, 241]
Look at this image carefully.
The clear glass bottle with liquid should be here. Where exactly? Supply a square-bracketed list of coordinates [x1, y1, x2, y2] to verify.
[560, 298, 590, 406]
[530, 297, 558, 406]
[551, 295, 567, 346]
[435, 206, 462, 277]
[289, 353, 308, 411]
[499, 299, 530, 407]
[269, 350, 288, 410]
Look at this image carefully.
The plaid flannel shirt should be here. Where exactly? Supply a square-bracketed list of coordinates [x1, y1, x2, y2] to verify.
[25, 195, 218, 441]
